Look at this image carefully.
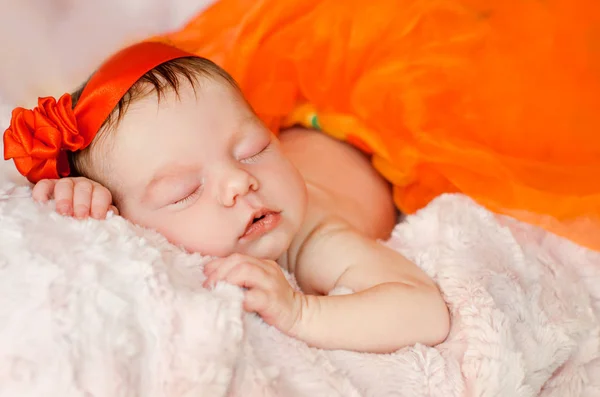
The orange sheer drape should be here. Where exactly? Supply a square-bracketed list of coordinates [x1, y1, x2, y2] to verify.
[162, 0, 600, 251]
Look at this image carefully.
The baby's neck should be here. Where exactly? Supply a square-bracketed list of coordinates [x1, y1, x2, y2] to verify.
[274, 181, 335, 275]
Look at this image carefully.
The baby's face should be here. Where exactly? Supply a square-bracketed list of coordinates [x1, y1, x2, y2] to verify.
[105, 77, 307, 260]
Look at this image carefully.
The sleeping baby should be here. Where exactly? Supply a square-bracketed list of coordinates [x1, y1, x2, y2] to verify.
[4, 42, 449, 353]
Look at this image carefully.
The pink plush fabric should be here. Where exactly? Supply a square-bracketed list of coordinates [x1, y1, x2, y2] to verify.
[1, 183, 598, 397]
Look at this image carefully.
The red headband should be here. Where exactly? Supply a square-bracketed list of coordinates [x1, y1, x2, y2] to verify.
[3, 41, 194, 183]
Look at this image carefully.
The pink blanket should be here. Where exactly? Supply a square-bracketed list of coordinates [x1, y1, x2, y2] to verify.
[1, 183, 598, 397]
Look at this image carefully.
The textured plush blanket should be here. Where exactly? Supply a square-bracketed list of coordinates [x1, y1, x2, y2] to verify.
[1, 182, 598, 397]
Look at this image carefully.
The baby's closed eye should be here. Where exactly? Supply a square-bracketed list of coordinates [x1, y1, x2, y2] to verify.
[236, 131, 272, 164]
[171, 185, 203, 206]
[240, 142, 270, 164]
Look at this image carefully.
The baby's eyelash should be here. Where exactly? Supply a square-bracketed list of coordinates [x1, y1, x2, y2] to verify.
[242, 142, 271, 164]
[173, 187, 202, 206]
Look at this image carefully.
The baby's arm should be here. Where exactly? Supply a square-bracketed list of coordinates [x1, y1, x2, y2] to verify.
[32, 177, 117, 219]
[290, 221, 450, 353]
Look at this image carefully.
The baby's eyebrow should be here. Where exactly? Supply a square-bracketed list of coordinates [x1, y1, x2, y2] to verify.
[230, 114, 267, 143]
[236, 113, 262, 132]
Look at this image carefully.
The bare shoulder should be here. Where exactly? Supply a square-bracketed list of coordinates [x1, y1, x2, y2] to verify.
[284, 185, 434, 296]
[278, 127, 398, 240]
[277, 127, 424, 296]
[283, 195, 356, 294]
[287, 210, 435, 300]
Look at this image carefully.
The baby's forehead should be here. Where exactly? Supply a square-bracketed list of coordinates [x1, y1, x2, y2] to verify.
[110, 79, 259, 149]
[133, 76, 247, 116]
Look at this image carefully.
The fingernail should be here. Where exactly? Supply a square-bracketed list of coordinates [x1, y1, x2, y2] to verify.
[57, 206, 71, 216]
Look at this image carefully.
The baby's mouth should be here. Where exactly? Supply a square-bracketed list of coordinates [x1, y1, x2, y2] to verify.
[240, 209, 281, 240]
[252, 214, 266, 223]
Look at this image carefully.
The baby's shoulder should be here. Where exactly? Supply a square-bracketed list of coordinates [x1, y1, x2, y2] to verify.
[285, 201, 390, 295]
[284, 207, 357, 293]
[280, 128, 397, 239]
[286, 186, 361, 267]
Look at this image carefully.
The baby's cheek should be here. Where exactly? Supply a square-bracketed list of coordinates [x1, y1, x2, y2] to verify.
[181, 233, 237, 257]
[267, 162, 308, 229]
[281, 162, 307, 201]
[166, 213, 238, 257]
[266, 156, 303, 188]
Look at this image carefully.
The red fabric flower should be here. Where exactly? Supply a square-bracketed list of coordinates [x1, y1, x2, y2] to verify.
[2, 42, 196, 184]
[3, 94, 86, 183]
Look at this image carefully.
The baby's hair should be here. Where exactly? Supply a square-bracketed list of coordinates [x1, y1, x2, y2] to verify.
[68, 56, 238, 202]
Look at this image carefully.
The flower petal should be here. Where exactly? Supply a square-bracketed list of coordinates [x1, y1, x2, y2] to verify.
[3, 94, 81, 183]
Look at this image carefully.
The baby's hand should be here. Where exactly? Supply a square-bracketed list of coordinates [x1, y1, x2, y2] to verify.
[203, 253, 303, 334]
[32, 177, 118, 219]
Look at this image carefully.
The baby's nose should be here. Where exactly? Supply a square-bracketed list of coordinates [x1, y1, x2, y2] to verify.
[219, 167, 259, 206]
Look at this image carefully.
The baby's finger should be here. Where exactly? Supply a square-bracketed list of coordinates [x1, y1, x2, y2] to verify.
[223, 262, 271, 291]
[259, 259, 284, 276]
[108, 205, 119, 216]
[90, 185, 113, 219]
[73, 179, 94, 219]
[204, 253, 246, 276]
[32, 179, 57, 202]
[203, 258, 241, 288]
[54, 179, 75, 216]
[203, 257, 225, 277]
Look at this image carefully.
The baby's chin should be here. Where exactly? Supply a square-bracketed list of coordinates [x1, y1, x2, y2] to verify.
[168, 222, 294, 259]
[225, 243, 288, 261]
[238, 229, 294, 260]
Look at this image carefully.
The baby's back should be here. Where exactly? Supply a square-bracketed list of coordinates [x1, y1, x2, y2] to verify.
[279, 127, 397, 240]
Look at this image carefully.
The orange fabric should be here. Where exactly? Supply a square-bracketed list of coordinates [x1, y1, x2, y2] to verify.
[3, 41, 194, 183]
[4, 95, 81, 181]
[163, 0, 600, 251]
